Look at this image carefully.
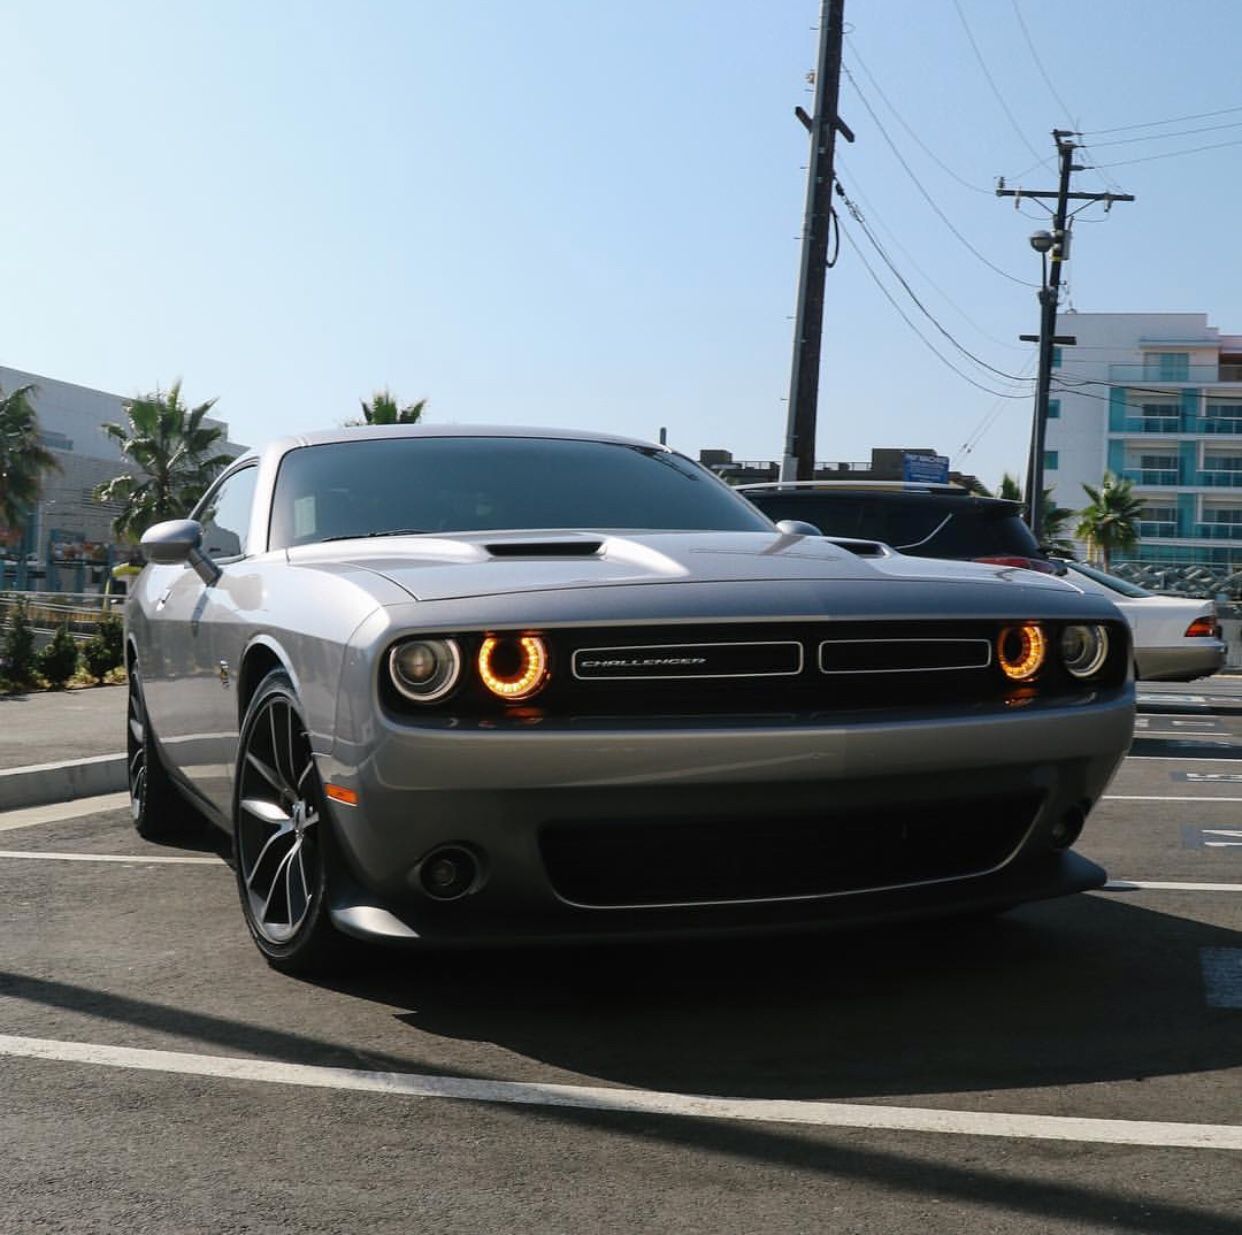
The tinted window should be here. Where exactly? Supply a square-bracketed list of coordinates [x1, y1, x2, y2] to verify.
[747, 493, 1042, 560]
[198, 466, 258, 559]
[269, 438, 772, 548]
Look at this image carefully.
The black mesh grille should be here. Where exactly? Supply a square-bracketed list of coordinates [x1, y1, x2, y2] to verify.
[540, 792, 1042, 907]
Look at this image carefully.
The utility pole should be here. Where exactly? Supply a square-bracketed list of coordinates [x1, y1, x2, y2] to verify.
[780, 0, 853, 482]
[996, 131, 1133, 542]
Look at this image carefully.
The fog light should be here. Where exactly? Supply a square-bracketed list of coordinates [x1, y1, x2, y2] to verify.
[478, 635, 550, 700]
[1059, 624, 1109, 679]
[389, 638, 461, 703]
[997, 623, 1046, 681]
[1050, 806, 1086, 851]
[419, 846, 479, 900]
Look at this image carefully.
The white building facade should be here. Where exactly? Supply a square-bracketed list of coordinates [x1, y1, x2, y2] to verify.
[1044, 312, 1242, 570]
[0, 364, 242, 589]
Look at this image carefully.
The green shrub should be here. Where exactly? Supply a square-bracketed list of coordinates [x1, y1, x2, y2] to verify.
[2, 601, 37, 688]
[83, 614, 125, 683]
[38, 623, 80, 689]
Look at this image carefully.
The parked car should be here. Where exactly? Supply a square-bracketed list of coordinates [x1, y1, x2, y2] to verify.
[739, 482, 1061, 573]
[1057, 559, 1226, 682]
[126, 427, 1133, 974]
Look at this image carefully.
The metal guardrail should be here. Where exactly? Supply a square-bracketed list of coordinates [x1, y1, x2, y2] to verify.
[0, 591, 120, 640]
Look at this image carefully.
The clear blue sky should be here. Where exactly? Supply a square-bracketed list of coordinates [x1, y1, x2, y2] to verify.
[3, 1, 1240, 492]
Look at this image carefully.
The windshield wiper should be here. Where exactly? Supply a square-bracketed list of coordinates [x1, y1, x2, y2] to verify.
[319, 529, 427, 543]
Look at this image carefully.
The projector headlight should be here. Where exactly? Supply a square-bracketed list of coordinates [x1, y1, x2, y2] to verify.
[388, 638, 462, 703]
[1059, 624, 1110, 679]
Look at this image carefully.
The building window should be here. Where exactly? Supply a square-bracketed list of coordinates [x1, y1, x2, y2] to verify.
[1051, 347, 1062, 369]
[1044, 450, 1058, 470]
[1047, 400, 1060, 420]
[1147, 352, 1190, 381]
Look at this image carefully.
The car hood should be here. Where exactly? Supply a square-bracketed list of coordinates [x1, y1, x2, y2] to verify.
[286, 530, 1079, 604]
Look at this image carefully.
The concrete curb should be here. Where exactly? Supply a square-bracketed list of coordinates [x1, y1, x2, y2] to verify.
[0, 754, 128, 812]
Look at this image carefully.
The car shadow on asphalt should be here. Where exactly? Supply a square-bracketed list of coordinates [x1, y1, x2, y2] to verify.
[3, 894, 1240, 1235]
[336, 893, 1242, 1105]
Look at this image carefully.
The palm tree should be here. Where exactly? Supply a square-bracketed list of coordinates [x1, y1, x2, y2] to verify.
[0, 383, 60, 534]
[94, 381, 233, 541]
[996, 472, 1024, 502]
[1076, 472, 1144, 571]
[1038, 487, 1077, 558]
[347, 389, 427, 427]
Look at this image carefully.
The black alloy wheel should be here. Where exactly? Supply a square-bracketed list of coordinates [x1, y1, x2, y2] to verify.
[127, 664, 184, 840]
[234, 670, 348, 975]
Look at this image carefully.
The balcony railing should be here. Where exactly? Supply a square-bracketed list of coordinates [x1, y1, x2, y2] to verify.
[1112, 417, 1181, 434]
[1196, 470, 1242, 487]
[1108, 412, 1242, 435]
[1138, 521, 1178, 537]
[1195, 523, 1242, 540]
[1123, 468, 1179, 486]
[1109, 364, 1242, 384]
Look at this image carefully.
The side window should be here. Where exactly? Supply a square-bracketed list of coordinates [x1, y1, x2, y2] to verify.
[198, 467, 258, 560]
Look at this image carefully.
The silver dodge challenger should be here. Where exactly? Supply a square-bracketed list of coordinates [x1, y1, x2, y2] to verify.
[127, 426, 1135, 973]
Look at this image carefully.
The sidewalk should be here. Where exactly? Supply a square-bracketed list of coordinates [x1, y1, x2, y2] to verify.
[0, 686, 126, 770]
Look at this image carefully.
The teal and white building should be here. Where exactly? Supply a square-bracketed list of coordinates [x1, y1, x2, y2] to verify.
[1044, 312, 1242, 568]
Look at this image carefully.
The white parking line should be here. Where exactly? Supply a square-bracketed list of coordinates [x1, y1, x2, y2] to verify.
[0, 850, 218, 866]
[1103, 795, 1242, 803]
[1103, 881, 1242, 893]
[0, 1033, 1238, 1150]
[0, 793, 131, 833]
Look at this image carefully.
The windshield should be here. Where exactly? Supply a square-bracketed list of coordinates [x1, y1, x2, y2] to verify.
[269, 436, 773, 548]
[1066, 561, 1152, 598]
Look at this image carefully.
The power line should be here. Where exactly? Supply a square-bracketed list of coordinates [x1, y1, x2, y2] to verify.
[844, 44, 992, 195]
[834, 156, 1028, 350]
[842, 65, 1039, 287]
[1092, 134, 1242, 168]
[1089, 117, 1242, 148]
[957, 353, 1039, 460]
[835, 180, 1034, 383]
[952, 0, 1043, 162]
[1010, 1, 1076, 126]
[837, 220, 1033, 400]
[1082, 103, 1242, 137]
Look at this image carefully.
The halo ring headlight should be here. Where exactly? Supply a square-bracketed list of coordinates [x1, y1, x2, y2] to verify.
[1059, 624, 1110, 679]
[388, 638, 462, 703]
[478, 635, 550, 701]
[997, 623, 1046, 682]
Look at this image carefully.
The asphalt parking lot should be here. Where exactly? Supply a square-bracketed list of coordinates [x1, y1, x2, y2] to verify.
[0, 683, 1239, 1233]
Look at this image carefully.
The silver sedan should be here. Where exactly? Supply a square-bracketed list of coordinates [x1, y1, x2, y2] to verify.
[1059, 560, 1226, 682]
[126, 426, 1134, 973]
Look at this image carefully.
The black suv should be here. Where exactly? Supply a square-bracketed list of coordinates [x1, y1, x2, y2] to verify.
[740, 483, 1059, 574]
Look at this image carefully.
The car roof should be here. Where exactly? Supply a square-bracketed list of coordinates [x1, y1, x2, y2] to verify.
[743, 485, 1024, 514]
[270, 424, 663, 452]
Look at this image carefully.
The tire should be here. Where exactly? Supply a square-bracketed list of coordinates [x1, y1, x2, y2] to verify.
[232, 669, 350, 976]
[127, 663, 189, 841]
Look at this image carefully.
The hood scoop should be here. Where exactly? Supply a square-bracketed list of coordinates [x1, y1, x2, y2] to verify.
[484, 537, 605, 558]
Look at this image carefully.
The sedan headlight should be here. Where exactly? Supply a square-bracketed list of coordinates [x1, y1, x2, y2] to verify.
[389, 638, 463, 703]
[1059, 624, 1109, 679]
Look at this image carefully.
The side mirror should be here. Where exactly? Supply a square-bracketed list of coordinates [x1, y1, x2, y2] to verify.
[775, 519, 823, 538]
[140, 519, 220, 585]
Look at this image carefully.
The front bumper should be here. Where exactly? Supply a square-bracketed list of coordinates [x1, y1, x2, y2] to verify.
[315, 685, 1134, 945]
